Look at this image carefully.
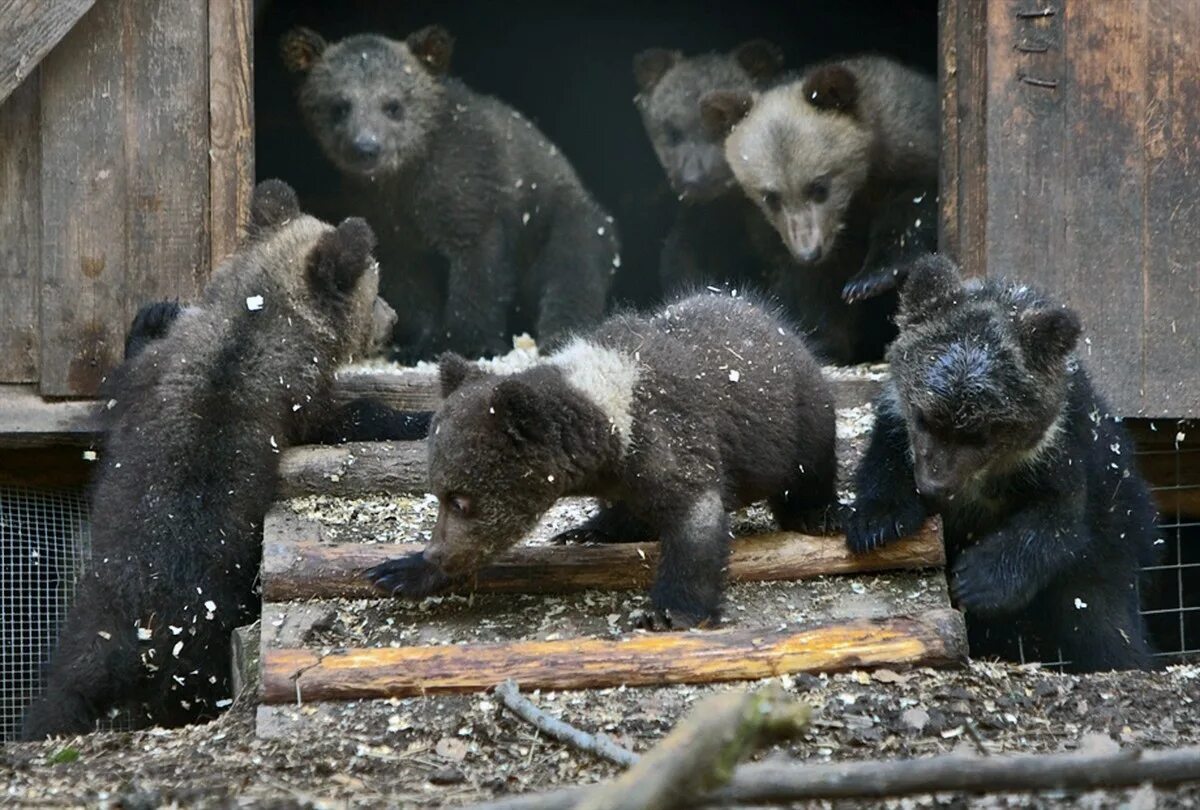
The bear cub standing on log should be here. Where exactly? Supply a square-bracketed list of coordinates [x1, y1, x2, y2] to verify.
[22, 181, 396, 739]
[632, 40, 789, 295]
[846, 255, 1160, 672]
[716, 56, 939, 364]
[283, 25, 618, 361]
[367, 292, 838, 629]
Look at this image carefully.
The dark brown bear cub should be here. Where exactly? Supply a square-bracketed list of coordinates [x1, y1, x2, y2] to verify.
[22, 181, 389, 739]
[847, 255, 1160, 672]
[367, 292, 838, 629]
[282, 25, 618, 361]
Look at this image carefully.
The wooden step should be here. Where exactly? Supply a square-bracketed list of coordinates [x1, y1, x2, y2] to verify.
[260, 608, 966, 704]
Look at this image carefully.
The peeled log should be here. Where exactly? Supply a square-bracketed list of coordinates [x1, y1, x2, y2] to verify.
[260, 609, 967, 703]
[261, 520, 944, 602]
[276, 441, 426, 498]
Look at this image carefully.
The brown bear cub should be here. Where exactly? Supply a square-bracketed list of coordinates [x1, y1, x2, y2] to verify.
[282, 25, 618, 362]
[717, 56, 939, 364]
[847, 255, 1161, 672]
[367, 291, 838, 629]
[633, 40, 789, 296]
[22, 181, 391, 739]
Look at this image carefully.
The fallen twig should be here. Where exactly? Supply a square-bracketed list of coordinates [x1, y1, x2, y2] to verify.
[494, 680, 638, 769]
[465, 744, 1200, 809]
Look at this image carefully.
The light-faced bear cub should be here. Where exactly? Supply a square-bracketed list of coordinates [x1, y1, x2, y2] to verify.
[282, 25, 618, 362]
[847, 255, 1160, 672]
[22, 181, 397, 739]
[367, 292, 838, 629]
[715, 56, 939, 364]
[633, 40, 789, 296]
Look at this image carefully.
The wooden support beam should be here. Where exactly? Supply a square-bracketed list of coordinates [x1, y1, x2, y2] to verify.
[261, 608, 966, 703]
[261, 520, 944, 602]
[0, 0, 95, 104]
[0, 385, 100, 447]
[277, 440, 427, 498]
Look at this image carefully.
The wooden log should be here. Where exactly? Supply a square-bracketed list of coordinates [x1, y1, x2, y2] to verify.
[230, 620, 260, 701]
[260, 609, 966, 703]
[276, 440, 427, 498]
[261, 520, 944, 602]
[0, 385, 100, 447]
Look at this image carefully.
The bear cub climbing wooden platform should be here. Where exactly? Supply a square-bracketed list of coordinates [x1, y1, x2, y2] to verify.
[254, 366, 965, 732]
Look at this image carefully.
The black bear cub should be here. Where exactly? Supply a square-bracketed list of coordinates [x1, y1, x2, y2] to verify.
[283, 25, 618, 361]
[22, 181, 393, 739]
[847, 255, 1160, 672]
[368, 292, 838, 629]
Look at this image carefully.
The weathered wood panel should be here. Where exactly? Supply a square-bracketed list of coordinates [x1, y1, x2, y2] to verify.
[0, 0, 95, 105]
[38, 0, 128, 397]
[0, 73, 41, 382]
[209, 0, 254, 265]
[261, 610, 968, 703]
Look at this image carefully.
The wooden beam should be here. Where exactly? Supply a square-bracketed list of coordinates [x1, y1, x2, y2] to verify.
[277, 440, 427, 497]
[0, 385, 99, 447]
[208, 0, 253, 266]
[261, 520, 945, 602]
[261, 609, 967, 703]
[0, 0, 95, 105]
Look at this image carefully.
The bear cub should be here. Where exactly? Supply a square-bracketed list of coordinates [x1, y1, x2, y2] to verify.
[847, 255, 1160, 672]
[367, 291, 838, 629]
[716, 56, 939, 364]
[633, 40, 789, 295]
[22, 181, 392, 739]
[283, 25, 618, 361]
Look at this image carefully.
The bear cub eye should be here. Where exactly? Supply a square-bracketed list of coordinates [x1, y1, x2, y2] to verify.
[382, 99, 403, 121]
[806, 177, 830, 203]
[664, 123, 684, 146]
[445, 493, 472, 517]
[329, 98, 351, 124]
[761, 189, 782, 213]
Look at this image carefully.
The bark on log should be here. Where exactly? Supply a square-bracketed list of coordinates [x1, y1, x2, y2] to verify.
[276, 441, 427, 498]
[261, 520, 944, 602]
[466, 745, 1200, 808]
[260, 609, 966, 703]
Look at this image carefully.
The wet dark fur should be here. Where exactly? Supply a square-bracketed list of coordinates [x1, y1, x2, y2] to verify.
[22, 181, 392, 739]
[283, 26, 618, 361]
[367, 291, 838, 629]
[633, 41, 787, 295]
[847, 255, 1161, 672]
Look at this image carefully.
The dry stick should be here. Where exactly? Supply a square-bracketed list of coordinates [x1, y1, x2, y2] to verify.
[495, 680, 638, 769]
[464, 745, 1200, 809]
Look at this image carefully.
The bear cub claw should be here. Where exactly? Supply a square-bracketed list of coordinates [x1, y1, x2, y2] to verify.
[365, 553, 453, 599]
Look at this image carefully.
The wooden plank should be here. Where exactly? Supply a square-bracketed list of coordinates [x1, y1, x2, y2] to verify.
[208, 0, 253, 265]
[261, 519, 946, 602]
[0, 385, 100, 447]
[124, 0, 210, 320]
[0, 71, 41, 382]
[936, 0, 959, 255]
[0, 0, 95, 105]
[1141, 0, 1200, 418]
[261, 609, 967, 703]
[1060, 0, 1147, 415]
[950, 0, 987, 274]
[37, 0, 127, 397]
[278, 440, 428, 497]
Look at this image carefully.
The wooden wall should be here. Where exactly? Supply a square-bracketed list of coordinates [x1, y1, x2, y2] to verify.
[941, 0, 1200, 419]
[0, 0, 252, 399]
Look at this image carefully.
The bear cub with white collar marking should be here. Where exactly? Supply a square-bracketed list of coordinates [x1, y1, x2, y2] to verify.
[847, 254, 1160, 671]
[368, 291, 838, 629]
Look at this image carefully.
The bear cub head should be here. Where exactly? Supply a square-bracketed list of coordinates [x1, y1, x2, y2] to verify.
[887, 254, 1082, 506]
[281, 25, 454, 177]
[720, 63, 870, 264]
[634, 40, 783, 202]
[241, 178, 393, 363]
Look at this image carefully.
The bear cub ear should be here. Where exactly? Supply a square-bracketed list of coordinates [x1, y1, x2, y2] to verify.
[700, 90, 754, 138]
[1018, 306, 1082, 368]
[249, 179, 301, 234]
[731, 39, 784, 82]
[407, 25, 454, 75]
[491, 378, 548, 444]
[633, 48, 681, 95]
[898, 253, 963, 325]
[438, 352, 491, 398]
[801, 64, 860, 114]
[281, 27, 327, 75]
[308, 218, 376, 295]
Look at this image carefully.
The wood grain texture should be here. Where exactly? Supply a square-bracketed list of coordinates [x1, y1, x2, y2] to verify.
[261, 609, 968, 703]
[37, 0, 127, 397]
[277, 440, 428, 497]
[208, 0, 253, 265]
[261, 519, 946, 601]
[0, 72, 41, 382]
[0, 0, 95, 105]
[948, 0, 987, 275]
[0, 385, 100, 447]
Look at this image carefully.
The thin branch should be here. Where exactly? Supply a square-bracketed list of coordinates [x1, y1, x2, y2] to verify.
[494, 680, 638, 768]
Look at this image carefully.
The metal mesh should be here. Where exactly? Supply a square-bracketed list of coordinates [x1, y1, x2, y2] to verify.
[0, 485, 91, 743]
